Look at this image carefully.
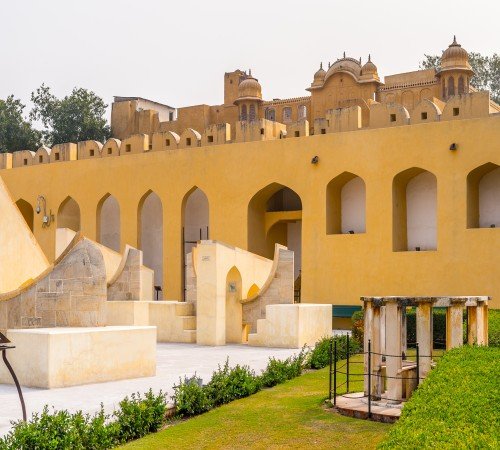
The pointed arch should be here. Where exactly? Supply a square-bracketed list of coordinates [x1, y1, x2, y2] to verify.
[15, 199, 34, 232]
[467, 163, 500, 228]
[326, 172, 366, 234]
[182, 186, 210, 252]
[57, 196, 81, 232]
[226, 266, 243, 343]
[247, 183, 302, 279]
[96, 193, 121, 252]
[393, 168, 437, 251]
[138, 190, 163, 297]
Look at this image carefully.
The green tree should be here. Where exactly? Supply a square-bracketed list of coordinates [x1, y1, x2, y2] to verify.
[420, 52, 500, 104]
[30, 85, 111, 146]
[0, 96, 41, 153]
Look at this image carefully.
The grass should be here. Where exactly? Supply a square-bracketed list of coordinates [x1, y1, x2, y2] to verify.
[488, 309, 500, 347]
[120, 358, 391, 450]
[379, 345, 500, 449]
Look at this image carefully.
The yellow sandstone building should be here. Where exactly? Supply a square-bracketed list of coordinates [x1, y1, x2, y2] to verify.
[1, 37, 500, 324]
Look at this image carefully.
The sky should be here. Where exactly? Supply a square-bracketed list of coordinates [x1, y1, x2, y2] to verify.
[1, 0, 499, 117]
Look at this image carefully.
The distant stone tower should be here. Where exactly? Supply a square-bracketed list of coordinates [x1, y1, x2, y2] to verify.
[438, 36, 474, 100]
[234, 70, 263, 122]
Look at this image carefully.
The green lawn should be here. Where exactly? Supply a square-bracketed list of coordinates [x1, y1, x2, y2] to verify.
[120, 363, 391, 450]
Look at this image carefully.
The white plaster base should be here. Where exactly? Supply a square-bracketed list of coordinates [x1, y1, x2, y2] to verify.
[248, 304, 332, 348]
[0, 326, 156, 388]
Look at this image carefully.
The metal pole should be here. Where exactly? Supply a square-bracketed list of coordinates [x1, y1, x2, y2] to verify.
[346, 334, 350, 394]
[416, 342, 420, 386]
[368, 339, 372, 419]
[333, 339, 337, 406]
[329, 337, 333, 401]
[2, 350, 26, 422]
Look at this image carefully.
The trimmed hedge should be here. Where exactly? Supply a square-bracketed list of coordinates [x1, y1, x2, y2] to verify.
[378, 346, 500, 449]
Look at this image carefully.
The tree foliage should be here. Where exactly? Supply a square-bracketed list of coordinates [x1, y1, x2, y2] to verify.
[30, 85, 111, 147]
[420, 52, 500, 104]
[0, 96, 41, 153]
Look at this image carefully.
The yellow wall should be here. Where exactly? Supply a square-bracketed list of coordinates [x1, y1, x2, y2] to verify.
[2, 115, 500, 307]
[0, 178, 49, 293]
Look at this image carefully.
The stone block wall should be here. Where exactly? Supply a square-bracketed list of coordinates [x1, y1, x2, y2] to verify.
[107, 248, 143, 301]
[0, 236, 107, 331]
[242, 247, 294, 332]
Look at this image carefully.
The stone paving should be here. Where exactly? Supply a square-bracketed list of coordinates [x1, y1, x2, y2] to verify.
[0, 343, 298, 437]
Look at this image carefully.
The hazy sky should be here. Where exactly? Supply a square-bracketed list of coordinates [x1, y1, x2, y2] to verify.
[1, 0, 499, 115]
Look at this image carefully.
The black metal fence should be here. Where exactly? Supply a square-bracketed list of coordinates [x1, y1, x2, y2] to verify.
[328, 336, 441, 419]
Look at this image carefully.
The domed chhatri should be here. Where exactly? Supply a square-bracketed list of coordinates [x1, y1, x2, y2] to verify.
[441, 36, 472, 71]
[235, 70, 262, 103]
[313, 62, 326, 81]
[361, 54, 377, 76]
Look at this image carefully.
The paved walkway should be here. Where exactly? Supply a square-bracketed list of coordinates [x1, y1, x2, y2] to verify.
[0, 343, 298, 437]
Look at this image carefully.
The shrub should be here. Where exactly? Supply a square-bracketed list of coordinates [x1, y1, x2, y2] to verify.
[351, 310, 364, 343]
[112, 389, 167, 443]
[0, 405, 115, 450]
[378, 346, 500, 449]
[307, 335, 361, 369]
[205, 360, 261, 407]
[489, 309, 500, 347]
[260, 350, 307, 387]
[172, 375, 212, 417]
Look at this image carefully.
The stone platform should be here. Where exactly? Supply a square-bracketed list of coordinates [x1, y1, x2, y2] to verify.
[0, 326, 156, 388]
[333, 392, 402, 423]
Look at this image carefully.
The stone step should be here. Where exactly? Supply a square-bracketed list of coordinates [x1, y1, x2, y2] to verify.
[183, 329, 197, 343]
[181, 316, 197, 331]
[175, 302, 195, 316]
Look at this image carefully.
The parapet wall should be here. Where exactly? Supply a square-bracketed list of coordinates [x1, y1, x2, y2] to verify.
[0, 92, 495, 171]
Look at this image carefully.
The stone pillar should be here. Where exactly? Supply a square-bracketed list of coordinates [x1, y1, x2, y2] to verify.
[416, 298, 434, 380]
[385, 299, 403, 403]
[371, 305, 382, 398]
[446, 299, 466, 350]
[467, 305, 478, 345]
[476, 300, 489, 346]
[401, 306, 407, 355]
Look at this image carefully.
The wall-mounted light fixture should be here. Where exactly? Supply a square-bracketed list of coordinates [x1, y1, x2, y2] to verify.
[449, 143, 457, 151]
[36, 195, 54, 228]
[311, 155, 319, 164]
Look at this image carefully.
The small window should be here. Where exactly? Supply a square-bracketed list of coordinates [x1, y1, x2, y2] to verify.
[321, 129, 326, 134]
[453, 107, 460, 117]
[294, 131, 300, 137]
[148, 143, 152, 150]
[90, 149, 95, 157]
[169, 111, 174, 121]
[260, 128, 265, 135]
[166, 139, 170, 147]
[107, 148, 112, 155]
[186, 137, 191, 146]
[208, 135, 214, 143]
[421, 112, 428, 120]
[390, 114, 397, 122]
[23, 158, 28, 166]
[39, 155, 43, 163]
[125, 144, 131, 152]
[54, 153, 60, 161]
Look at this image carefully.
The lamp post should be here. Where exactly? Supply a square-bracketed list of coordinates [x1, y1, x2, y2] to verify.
[0, 332, 27, 421]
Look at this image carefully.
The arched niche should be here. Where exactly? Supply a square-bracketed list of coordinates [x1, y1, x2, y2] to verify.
[57, 196, 81, 232]
[15, 199, 34, 232]
[225, 266, 243, 343]
[326, 172, 366, 235]
[247, 183, 302, 279]
[393, 168, 437, 251]
[138, 191, 163, 298]
[467, 163, 500, 228]
[97, 193, 121, 252]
